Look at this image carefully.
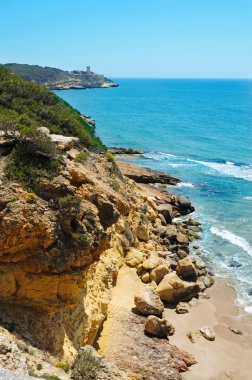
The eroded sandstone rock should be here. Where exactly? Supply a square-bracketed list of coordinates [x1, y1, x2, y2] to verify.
[156, 273, 199, 303]
[134, 286, 164, 316]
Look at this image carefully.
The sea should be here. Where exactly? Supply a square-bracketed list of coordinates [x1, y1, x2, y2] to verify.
[55, 78, 252, 313]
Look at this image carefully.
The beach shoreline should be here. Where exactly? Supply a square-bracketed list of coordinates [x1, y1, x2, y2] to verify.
[117, 158, 252, 380]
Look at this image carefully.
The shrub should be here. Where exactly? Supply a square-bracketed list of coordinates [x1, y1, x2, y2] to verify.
[71, 348, 102, 380]
[26, 192, 38, 204]
[72, 232, 89, 245]
[59, 194, 82, 211]
[4, 128, 61, 190]
[74, 151, 90, 164]
[55, 361, 71, 373]
[106, 152, 115, 163]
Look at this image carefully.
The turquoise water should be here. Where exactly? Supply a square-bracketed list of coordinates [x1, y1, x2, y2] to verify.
[56, 79, 252, 310]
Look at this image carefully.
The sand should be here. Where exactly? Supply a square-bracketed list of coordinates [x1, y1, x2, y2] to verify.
[168, 279, 252, 380]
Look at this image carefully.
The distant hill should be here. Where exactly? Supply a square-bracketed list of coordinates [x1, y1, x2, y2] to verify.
[4, 63, 118, 90]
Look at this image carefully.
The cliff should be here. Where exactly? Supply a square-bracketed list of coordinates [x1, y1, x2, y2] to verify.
[3, 63, 118, 90]
[0, 67, 214, 380]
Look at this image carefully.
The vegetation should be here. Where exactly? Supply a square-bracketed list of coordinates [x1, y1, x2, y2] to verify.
[55, 361, 71, 373]
[72, 232, 89, 245]
[74, 151, 90, 163]
[26, 192, 38, 204]
[106, 151, 115, 163]
[0, 65, 105, 151]
[59, 194, 82, 211]
[4, 128, 61, 190]
[71, 349, 102, 380]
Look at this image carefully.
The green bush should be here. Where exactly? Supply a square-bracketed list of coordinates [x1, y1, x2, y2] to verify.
[55, 361, 71, 373]
[72, 232, 89, 245]
[105, 152, 115, 163]
[74, 151, 90, 164]
[26, 192, 38, 204]
[36, 364, 43, 371]
[4, 129, 61, 190]
[71, 349, 102, 380]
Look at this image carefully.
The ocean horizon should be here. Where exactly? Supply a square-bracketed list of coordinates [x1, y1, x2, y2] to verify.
[56, 78, 252, 312]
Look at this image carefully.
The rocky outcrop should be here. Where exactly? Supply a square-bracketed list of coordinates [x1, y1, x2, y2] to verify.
[117, 162, 180, 185]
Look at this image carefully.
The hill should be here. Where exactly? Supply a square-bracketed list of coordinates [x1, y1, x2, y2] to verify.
[4, 63, 118, 90]
[0, 65, 104, 150]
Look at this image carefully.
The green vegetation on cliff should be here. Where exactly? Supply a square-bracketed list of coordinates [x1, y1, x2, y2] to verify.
[0, 65, 105, 150]
[0, 65, 105, 189]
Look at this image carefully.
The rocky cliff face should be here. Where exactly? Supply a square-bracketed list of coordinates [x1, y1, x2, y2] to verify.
[0, 146, 212, 379]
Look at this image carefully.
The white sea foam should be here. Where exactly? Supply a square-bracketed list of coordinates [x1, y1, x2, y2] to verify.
[188, 159, 252, 181]
[243, 196, 252, 200]
[144, 152, 178, 161]
[244, 306, 252, 314]
[176, 181, 195, 188]
[210, 227, 252, 257]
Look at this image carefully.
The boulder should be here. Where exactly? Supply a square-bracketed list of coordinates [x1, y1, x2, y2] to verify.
[142, 253, 161, 271]
[176, 302, 190, 314]
[178, 196, 195, 215]
[144, 316, 175, 338]
[68, 163, 95, 185]
[125, 248, 144, 267]
[165, 225, 177, 240]
[150, 264, 170, 284]
[38, 126, 50, 135]
[176, 232, 189, 245]
[156, 272, 199, 303]
[141, 272, 150, 283]
[157, 204, 173, 223]
[176, 257, 197, 280]
[177, 249, 188, 259]
[203, 275, 215, 288]
[200, 327, 215, 341]
[187, 330, 202, 343]
[50, 134, 79, 150]
[134, 286, 164, 316]
[195, 258, 206, 269]
[135, 224, 150, 242]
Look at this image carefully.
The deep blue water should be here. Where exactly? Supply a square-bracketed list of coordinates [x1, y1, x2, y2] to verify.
[56, 79, 252, 311]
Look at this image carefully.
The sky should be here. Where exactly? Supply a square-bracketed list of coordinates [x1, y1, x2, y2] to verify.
[1, 0, 252, 78]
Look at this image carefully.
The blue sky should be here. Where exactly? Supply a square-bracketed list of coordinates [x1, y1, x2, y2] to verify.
[1, 0, 252, 78]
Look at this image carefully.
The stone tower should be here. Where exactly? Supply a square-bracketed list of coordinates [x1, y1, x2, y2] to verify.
[86, 66, 91, 73]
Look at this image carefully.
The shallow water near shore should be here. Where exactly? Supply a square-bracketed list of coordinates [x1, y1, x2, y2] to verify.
[55, 78, 252, 310]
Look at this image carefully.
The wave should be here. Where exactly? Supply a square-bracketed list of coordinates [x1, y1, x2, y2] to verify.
[243, 196, 252, 200]
[175, 182, 195, 188]
[143, 152, 178, 161]
[210, 227, 252, 257]
[188, 159, 252, 181]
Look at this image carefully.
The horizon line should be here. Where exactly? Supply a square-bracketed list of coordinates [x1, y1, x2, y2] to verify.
[109, 76, 252, 80]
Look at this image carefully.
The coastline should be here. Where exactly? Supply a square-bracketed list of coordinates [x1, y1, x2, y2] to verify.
[117, 158, 252, 380]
